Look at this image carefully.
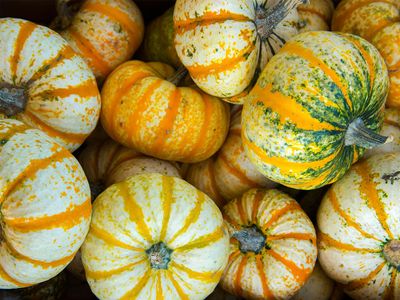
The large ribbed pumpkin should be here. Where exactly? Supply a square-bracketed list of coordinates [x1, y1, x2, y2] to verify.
[317, 153, 400, 299]
[0, 119, 91, 288]
[81, 173, 229, 300]
[297, 0, 334, 32]
[221, 188, 317, 299]
[332, 0, 400, 108]
[174, 0, 306, 100]
[55, 0, 144, 82]
[0, 18, 100, 151]
[101, 60, 230, 163]
[242, 31, 389, 190]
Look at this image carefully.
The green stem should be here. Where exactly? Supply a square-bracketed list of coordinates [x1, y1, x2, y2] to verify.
[146, 242, 173, 270]
[232, 225, 267, 254]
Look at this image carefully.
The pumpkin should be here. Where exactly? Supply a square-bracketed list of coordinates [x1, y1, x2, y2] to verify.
[174, 0, 307, 100]
[332, 0, 400, 108]
[317, 152, 400, 299]
[297, 0, 334, 32]
[0, 119, 91, 288]
[53, 0, 144, 82]
[81, 173, 229, 299]
[101, 60, 230, 163]
[221, 188, 317, 299]
[292, 262, 344, 300]
[139, 7, 181, 68]
[0, 18, 100, 152]
[242, 31, 389, 190]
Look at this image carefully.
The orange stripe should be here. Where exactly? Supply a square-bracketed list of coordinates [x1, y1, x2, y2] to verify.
[388, 60, 400, 73]
[0, 123, 30, 144]
[5, 198, 91, 232]
[223, 213, 241, 231]
[269, 249, 311, 283]
[86, 259, 145, 280]
[29, 46, 76, 82]
[0, 264, 32, 287]
[207, 159, 225, 207]
[219, 152, 260, 187]
[11, 21, 36, 78]
[118, 181, 153, 242]
[327, 189, 380, 241]
[236, 197, 247, 224]
[365, 17, 400, 41]
[90, 223, 143, 250]
[385, 269, 397, 299]
[23, 111, 87, 144]
[255, 255, 274, 298]
[168, 190, 204, 244]
[171, 262, 223, 283]
[175, 226, 225, 251]
[120, 270, 151, 300]
[67, 28, 110, 76]
[384, 119, 400, 129]
[0, 148, 70, 204]
[297, 7, 329, 22]
[234, 255, 247, 296]
[318, 231, 381, 253]
[228, 249, 241, 264]
[267, 232, 316, 244]
[159, 176, 174, 241]
[353, 161, 394, 239]
[251, 190, 264, 225]
[230, 128, 241, 137]
[263, 201, 301, 231]
[33, 79, 98, 99]
[167, 272, 190, 300]
[345, 262, 386, 291]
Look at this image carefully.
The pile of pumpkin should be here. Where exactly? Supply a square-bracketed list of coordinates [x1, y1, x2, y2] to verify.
[1, 0, 400, 299]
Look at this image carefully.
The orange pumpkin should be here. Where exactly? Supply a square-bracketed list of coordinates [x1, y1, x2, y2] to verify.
[297, 0, 334, 32]
[101, 61, 230, 163]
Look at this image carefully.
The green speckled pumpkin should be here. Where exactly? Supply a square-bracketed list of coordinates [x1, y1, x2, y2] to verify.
[242, 31, 389, 190]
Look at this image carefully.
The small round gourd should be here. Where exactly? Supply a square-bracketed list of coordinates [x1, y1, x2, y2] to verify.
[297, 0, 334, 32]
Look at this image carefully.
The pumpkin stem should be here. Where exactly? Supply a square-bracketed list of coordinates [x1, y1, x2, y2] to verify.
[232, 225, 267, 254]
[345, 117, 392, 149]
[146, 242, 173, 270]
[167, 65, 188, 86]
[89, 181, 105, 202]
[0, 83, 28, 117]
[256, 0, 308, 41]
[383, 240, 400, 269]
[50, 0, 83, 31]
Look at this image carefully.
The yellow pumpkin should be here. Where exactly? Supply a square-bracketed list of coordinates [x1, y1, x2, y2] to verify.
[0, 119, 91, 288]
[221, 188, 317, 299]
[0, 18, 100, 151]
[101, 61, 230, 163]
[82, 173, 229, 299]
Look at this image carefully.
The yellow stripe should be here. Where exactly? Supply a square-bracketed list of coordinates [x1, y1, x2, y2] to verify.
[170, 262, 222, 283]
[156, 271, 164, 300]
[167, 272, 189, 300]
[159, 176, 174, 241]
[120, 270, 151, 300]
[86, 260, 145, 280]
[175, 226, 225, 252]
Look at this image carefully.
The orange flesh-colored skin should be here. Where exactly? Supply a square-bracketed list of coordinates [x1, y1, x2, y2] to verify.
[100, 60, 230, 163]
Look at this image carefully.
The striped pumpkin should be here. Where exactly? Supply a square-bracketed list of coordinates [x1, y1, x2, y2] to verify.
[332, 0, 400, 108]
[101, 60, 230, 163]
[365, 108, 400, 158]
[0, 119, 91, 288]
[82, 173, 229, 300]
[221, 188, 317, 299]
[174, 0, 306, 100]
[317, 152, 400, 299]
[297, 0, 334, 32]
[57, 0, 144, 82]
[242, 31, 389, 190]
[0, 18, 100, 152]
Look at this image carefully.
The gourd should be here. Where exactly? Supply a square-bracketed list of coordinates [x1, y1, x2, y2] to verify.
[242, 31, 389, 190]
[52, 0, 144, 82]
[317, 152, 400, 299]
[101, 60, 230, 163]
[221, 188, 317, 299]
[297, 0, 334, 32]
[332, 0, 400, 108]
[0, 119, 91, 288]
[0, 18, 100, 151]
[174, 0, 307, 100]
[81, 173, 229, 300]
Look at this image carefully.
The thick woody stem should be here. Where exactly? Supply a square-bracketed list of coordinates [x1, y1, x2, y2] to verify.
[0, 83, 28, 117]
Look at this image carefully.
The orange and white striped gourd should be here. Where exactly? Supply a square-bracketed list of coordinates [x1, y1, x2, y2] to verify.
[332, 0, 400, 108]
[317, 152, 400, 299]
[82, 173, 229, 299]
[297, 0, 334, 32]
[221, 188, 317, 299]
[101, 61, 230, 163]
[0, 119, 91, 288]
[56, 0, 144, 82]
[0, 18, 100, 151]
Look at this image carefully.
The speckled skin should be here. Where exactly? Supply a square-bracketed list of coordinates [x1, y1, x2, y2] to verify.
[60, 0, 144, 82]
[221, 189, 317, 299]
[82, 173, 229, 300]
[0, 119, 91, 289]
[101, 60, 230, 163]
[174, 0, 302, 99]
[0, 18, 100, 152]
[332, 0, 400, 108]
[317, 153, 400, 300]
[298, 0, 334, 32]
[242, 31, 389, 190]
